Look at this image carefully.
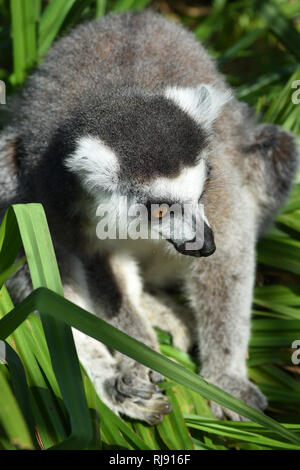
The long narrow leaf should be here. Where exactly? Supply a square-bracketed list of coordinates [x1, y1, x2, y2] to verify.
[0, 205, 93, 448]
[1, 286, 300, 445]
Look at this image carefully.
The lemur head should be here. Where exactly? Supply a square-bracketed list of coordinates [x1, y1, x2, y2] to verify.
[64, 84, 231, 257]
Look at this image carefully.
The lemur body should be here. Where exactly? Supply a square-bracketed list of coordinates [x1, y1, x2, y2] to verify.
[0, 11, 298, 423]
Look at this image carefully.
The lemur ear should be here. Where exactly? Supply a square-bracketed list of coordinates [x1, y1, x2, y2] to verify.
[165, 84, 232, 129]
[65, 136, 120, 192]
[245, 123, 298, 177]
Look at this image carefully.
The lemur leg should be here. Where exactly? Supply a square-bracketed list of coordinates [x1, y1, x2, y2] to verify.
[71, 252, 171, 425]
[141, 291, 195, 352]
[183, 123, 298, 420]
[185, 225, 267, 421]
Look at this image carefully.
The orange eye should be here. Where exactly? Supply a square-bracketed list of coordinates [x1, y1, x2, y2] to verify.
[204, 178, 210, 189]
[152, 206, 168, 219]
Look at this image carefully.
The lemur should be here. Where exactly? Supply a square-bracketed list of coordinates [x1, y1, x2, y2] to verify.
[0, 11, 298, 424]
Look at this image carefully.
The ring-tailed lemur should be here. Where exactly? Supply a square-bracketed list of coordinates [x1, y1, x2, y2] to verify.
[0, 11, 298, 424]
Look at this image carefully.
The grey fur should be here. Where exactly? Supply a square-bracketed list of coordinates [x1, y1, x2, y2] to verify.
[1, 10, 298, 423]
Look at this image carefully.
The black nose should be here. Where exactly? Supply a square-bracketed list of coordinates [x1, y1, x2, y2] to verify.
[200, 224, 216, 257]
[170, 223, 216, 258]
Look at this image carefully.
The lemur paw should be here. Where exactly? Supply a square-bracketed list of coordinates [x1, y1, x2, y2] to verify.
[204, 374, 267, 421]
[105, 361, 171, 425]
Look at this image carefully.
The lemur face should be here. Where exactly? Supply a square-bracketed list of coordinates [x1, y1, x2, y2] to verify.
[65, 85, 231, 256]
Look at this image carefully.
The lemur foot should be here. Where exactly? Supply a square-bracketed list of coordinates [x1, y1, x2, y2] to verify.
[105, 361, 171, 425]
[204, 373, 268, 421]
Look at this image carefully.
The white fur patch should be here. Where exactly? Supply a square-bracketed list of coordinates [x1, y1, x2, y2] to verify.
[165, 84, 232, 129]
[65, 136, 120, 192]
[109, 253, 143, 310]
[150, 159, 206, 203]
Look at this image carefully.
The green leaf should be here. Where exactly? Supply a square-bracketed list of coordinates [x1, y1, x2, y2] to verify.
[4, 341, 37, 447]
[0, 286, 68, 448]
[256, 0, 300, 62]
[95, 0, 107, 17]
[184, 415, 300, 450]
[258, 237, 300, 275]
[38, 0, 76, 57]
[0, 365, 34, 449]
[112, 0, 135, 13]
[0, 256, 26, 288]
[10, 0, 26, 84]
[1, 284, 300, 445]
[157, 384, 194, 450]
[0, 205, 93, 449]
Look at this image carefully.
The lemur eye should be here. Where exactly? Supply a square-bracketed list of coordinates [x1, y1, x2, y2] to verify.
[152, 206, 168, 219]
[204, 178, 210, 189]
